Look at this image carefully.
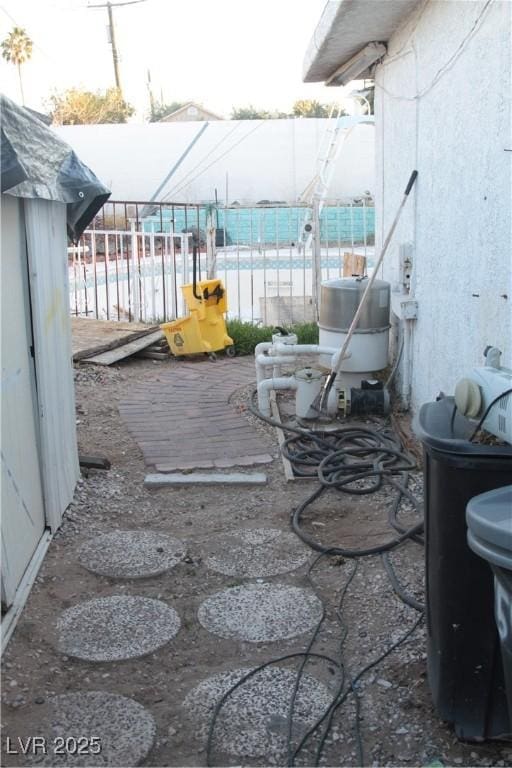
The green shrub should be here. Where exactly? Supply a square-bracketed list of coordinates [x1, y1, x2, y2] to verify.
[294, 322, 319, 345]
[226, 319, 319, 356]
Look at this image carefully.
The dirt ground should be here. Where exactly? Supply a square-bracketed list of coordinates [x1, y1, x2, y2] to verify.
[1, 357, 511, 767]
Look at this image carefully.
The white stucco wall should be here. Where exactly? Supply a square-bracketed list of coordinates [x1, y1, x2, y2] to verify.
[54, 118, 375, 204]
[374, 0, 512, 411]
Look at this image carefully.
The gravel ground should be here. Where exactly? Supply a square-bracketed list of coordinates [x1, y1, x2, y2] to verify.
[1, 357, 510, 767]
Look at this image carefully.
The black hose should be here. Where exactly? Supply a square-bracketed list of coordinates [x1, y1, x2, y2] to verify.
[205, 650, 343, 768]
[381, 552, 424, 611]
[203, 393, 426, 767]
[249, 389, 424, 568]
[292, 613, 424, 765]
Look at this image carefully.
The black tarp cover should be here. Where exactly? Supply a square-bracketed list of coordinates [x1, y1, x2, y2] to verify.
[1, 95, 110, 240]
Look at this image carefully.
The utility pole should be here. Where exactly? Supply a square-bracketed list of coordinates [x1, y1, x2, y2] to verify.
[88, 0, 147, 98]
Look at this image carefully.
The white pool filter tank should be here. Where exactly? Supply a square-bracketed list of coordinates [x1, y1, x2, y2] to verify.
[295, 367, 324, 419]
[318, 277, 391, 385]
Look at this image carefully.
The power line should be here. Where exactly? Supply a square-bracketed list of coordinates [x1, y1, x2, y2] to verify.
[375, 0, 494, 102]
[167, 120, 266, 201]
[162, 121, 243, 202]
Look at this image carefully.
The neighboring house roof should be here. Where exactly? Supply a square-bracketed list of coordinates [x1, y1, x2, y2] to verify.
[1, 95, 110, 240]
[160, 101, 223, 122]
[303, 0, 422, 83]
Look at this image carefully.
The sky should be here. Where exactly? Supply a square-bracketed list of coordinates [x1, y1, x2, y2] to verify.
[0, 0, 353, 121]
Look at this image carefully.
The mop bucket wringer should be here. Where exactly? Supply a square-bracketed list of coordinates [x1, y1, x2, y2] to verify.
[161, 277, 234, 359]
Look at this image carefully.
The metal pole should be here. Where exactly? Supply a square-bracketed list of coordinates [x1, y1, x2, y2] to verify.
[140, 122, 209, 216]
[206, 207, 216, 279]
[312, 198, 322, 323]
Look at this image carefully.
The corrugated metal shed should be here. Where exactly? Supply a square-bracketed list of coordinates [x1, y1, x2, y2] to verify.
[25, 199, 80, 530]
[1, 97, 110, 640]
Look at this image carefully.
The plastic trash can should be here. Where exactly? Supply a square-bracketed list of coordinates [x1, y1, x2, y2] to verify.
[467, 485, 512, 734]
[413, 396, 512, 740]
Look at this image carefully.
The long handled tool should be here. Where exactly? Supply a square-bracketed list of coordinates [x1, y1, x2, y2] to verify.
[316, 170, 418, 414]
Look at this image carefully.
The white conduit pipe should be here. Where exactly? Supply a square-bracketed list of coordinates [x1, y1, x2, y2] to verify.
[400, 319, 413, 409]
[257, 377, 298, 417]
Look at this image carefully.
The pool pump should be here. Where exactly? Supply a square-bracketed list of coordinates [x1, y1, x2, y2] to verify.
[454, 346, 512, 444]
[255, 276, 392, 422]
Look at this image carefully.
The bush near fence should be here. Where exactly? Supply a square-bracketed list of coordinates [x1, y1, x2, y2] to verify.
[227, 319, 319, 356]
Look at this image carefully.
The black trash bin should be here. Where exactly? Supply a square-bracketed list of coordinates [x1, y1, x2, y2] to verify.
[414, 396, 512, 740]
[467, 485, 512, 734]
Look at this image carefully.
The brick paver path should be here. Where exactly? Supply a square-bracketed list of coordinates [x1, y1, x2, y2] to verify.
[119, 358, 273, 471]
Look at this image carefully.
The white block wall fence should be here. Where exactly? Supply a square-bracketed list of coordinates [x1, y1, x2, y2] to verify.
[54, 117, 375, 204]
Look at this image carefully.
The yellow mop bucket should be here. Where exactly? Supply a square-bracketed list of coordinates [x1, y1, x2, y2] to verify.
[161, 247, 234, 359]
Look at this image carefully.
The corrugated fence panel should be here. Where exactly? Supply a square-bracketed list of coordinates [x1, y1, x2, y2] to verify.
[24, 199, 80, 531]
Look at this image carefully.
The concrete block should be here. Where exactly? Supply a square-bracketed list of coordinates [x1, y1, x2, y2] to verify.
[144, 472, 268, 488]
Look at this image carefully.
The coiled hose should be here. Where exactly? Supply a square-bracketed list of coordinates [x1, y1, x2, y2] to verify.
[249, 392, 425, 608]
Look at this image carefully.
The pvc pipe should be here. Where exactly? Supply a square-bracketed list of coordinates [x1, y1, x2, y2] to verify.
[254, 342, 279, 385]
[255, 354, 297, 385]
[254, 341, 273, 357]
[257, 376, 298, 417]
[256, 354, 297, 367]
[272, 343, 340, 356]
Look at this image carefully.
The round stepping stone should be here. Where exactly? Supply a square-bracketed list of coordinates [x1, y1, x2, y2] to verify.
[197, 583, 322, 642]
[77, 530, 184, 579]
[25, 692, 155, 766]
[56, 596, 180, 661]
[203, 527, 310, 578]
[183, 666, 333, 763]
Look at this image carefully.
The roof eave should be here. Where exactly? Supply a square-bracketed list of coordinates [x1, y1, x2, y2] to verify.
[303, 0, 422, 83]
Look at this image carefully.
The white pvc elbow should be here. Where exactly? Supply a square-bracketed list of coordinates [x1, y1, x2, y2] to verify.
[257, 376, 298, 417]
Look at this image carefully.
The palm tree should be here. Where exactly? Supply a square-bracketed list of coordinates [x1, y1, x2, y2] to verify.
[1, 27, 33, 105]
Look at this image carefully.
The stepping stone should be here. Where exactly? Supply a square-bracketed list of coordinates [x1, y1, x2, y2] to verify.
[197, 583, 322, 642]
[183, 666, 334, 763]
[203, 527, 310, 578]
[56, 596, 180, 661]
[23, 692, 155, 766]
[76, 530, 184, 579]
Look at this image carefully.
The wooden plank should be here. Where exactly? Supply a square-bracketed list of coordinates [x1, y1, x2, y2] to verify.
[269, 392, 310, 483]
[71, 318, 159, 361]
[79, 455, 111, 470]
[83, 330, 165, 366]
[136, 350, 171, 360]
[343, 251, 367, 277]
[144, 472, 268, 488]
